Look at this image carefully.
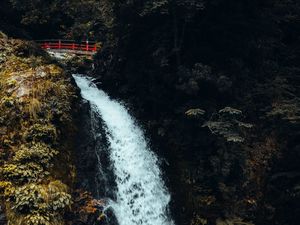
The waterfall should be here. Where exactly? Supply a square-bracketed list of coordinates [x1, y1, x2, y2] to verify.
[73, 75, 174, 225]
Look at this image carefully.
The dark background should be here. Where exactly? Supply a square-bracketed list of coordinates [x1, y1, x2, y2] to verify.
[1, 0, 300, 224]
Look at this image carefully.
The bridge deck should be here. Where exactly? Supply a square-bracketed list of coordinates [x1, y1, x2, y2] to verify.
[36, 39, 100, 56]
[46, 49, 96, 56]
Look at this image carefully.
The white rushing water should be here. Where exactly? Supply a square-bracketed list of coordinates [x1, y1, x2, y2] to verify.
[73, 75, 174, 225]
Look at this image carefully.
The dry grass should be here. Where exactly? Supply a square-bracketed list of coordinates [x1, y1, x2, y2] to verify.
[26, 98, 42, 119]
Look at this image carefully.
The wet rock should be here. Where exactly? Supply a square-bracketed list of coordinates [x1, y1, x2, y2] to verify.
[75, 101, 101, 196]
[74, 99, 118, 225]
[75, 100, 114, 199]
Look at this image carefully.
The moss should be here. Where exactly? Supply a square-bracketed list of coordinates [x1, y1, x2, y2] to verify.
[0, 34, 78, 224]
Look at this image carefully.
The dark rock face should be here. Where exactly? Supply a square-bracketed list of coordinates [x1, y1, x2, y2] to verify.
[75, 100, 114, 198]
[74, 99, 118, 225]
[74, 101, 101, 196]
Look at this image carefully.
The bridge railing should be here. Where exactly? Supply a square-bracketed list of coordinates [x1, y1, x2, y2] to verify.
[36, 39, 100, 54]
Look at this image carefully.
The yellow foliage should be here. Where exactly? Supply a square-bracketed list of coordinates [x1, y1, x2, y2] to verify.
[13, 142, 58, 167]
[0, 34, 77, 225]
[26, 98, 42, 119]
[0, 181, 14, 197]
[23, 123, 57, 143]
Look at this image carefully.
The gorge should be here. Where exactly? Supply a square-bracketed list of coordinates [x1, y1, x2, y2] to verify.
[1, 0, 300, 225]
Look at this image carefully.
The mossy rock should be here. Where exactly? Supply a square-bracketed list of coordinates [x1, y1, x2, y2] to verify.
[0, 33, 77, 225]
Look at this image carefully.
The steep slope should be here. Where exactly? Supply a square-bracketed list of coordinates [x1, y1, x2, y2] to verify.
[0, 32, 77, 225]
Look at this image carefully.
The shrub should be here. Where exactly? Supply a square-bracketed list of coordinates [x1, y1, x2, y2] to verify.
[13, 142, 58, 168]
[203, 107, 253, 143]
[24, 213, 52, 225]
[13, 184, 43, 212]
[23, 124, 57, 143]
[1, 162, 47, 183]
[7, 181, 71, 225]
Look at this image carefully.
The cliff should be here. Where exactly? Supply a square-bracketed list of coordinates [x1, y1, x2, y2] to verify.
[1, 1, 299, 224]
[0, 32, 77, 225]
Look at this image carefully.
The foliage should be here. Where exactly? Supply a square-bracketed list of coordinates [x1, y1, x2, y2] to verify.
[1, 162, 46, 183]
[1, 96, 15, 107]
[91, 0, 300, 224]
[23, 123, 57, 143]
[190, 215, 207, 225]
[8, 0, 107, 40]
[9, 182, 71, 224]
[12, 182, 71, 212]
[13, 143, 58, 168]
[185, 108, 205, 118]
[203, 107, 253, 143]
[0, 35, 76, 225]
[13, 184, 44, 212]
[141, 0, 205, 19]
[72, 190, 106, 224]
[24, 213, 52, 225]
[2, 0, 300, 224]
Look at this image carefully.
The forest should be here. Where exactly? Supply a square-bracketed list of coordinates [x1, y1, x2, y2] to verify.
[0, 0, 300, 225]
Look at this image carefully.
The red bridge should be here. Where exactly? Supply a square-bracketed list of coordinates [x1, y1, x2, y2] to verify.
[36, 39, 100, 56]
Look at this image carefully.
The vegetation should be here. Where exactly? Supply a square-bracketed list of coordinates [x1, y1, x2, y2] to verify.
[1, 0, 300, 224]
[1, 0, 105, 40]
[0, 33, 77, 224]
[90, 1, 300, 225]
